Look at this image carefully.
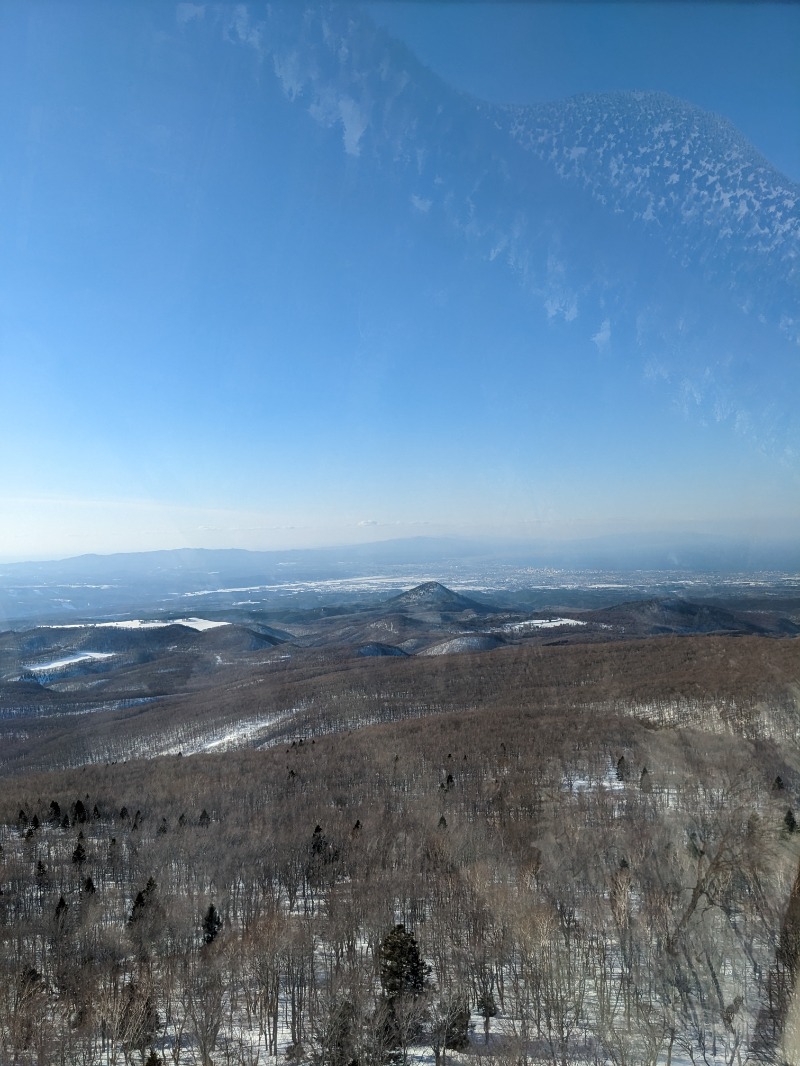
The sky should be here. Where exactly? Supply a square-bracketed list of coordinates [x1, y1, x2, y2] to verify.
[0, 1, 798, 563]
[368, 2, 800, 183]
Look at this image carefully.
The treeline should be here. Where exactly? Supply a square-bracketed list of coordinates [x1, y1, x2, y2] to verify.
[1, 694, 799, 1064]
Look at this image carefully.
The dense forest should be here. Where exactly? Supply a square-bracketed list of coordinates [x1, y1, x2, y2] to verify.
[3, 634, 799, 776]
[1, 634, 799, 1064]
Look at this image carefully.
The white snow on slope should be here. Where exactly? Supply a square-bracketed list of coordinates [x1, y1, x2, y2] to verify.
[501, 617, 587, 631]
[40, 618, 230, 631]
[25, 652, 116, 672]
[419, 634, 504, 656]
[158, 710, 296, 756]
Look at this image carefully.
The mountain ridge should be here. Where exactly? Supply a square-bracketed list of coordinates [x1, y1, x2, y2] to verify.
[3, 531, 799, 576]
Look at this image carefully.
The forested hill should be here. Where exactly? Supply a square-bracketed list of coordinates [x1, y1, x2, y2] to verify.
[1, 632, 799, 1062]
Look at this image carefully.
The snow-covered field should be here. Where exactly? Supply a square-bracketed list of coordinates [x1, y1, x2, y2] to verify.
[500, 617, 588, 632]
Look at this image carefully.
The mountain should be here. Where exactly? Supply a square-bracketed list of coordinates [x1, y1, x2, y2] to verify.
[0, 621, 283, 690]
[6, 533, 799, 585]
[386, 581, 492, 616]
[1, 572, 798, 777]
[2, 539, 799, 628]
[587, 597, 800, 637]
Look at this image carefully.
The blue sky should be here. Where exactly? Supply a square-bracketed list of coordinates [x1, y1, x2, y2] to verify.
[0, 1, 797, 562]
[368, 2, 800, 183]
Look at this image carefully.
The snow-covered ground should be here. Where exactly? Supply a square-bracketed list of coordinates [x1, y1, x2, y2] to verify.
[24, 651, 116, 672]
[40, 617, 230, 631]
[157, 710, 296, 756]
[499, 617, 587, 632]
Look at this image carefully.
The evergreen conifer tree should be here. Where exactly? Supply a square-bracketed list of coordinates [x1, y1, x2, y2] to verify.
[379, 924, 425, 999]
[203, 903, 222, 944]
[54, 895, 68, 934]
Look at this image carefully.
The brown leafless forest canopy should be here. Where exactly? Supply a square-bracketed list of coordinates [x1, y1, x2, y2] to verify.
[2, 634, 798, 777]
[0, 630, 799, 1063]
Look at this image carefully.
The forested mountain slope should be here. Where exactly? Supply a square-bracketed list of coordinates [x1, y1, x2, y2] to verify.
[1, 629, 799, 1063]
[1, 684, 799, 1063]
[1, 634, 798, 775]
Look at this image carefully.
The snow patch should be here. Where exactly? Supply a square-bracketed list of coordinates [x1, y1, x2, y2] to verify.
[25, 652, 116, 672]
[41, 618, 230, 632]
[159, 711, 295, 756]
[501, 617, 587, 632]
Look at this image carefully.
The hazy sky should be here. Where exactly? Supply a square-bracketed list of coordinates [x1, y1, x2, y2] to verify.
[0, 1, 797, 562]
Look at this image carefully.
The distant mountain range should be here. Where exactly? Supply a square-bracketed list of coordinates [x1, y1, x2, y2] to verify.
[2, 532, 798, 581]
[3, 578, 795, 699]
[0, 536, 798, 628]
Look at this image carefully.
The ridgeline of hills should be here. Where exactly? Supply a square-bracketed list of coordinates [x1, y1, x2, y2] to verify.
[2, 579, 798, 693]
[2, 536, 799, 626]
[0, 563, 799, 1060]
[0, 578, 799, 1062]
[1, 575, 798, 777]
